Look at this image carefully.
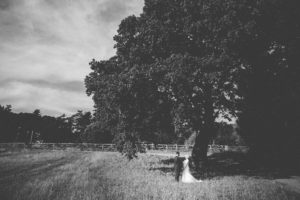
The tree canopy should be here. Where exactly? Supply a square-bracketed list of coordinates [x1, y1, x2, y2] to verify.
[236, 0, 300, 165]
[85, 0, 299, 165]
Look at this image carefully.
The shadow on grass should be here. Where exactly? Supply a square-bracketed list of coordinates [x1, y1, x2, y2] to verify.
[151, 152, 300, 180]
[150, 166, 174, 173]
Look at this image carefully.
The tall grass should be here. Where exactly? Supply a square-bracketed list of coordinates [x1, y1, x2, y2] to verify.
[0, 151, 298, 200]
[93, 154, 299, 200]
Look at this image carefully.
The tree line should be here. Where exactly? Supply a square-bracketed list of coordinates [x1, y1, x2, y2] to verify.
[85, 0, 299, 167]
[0, 104, 237, 146]
[0, 105, 95, 143]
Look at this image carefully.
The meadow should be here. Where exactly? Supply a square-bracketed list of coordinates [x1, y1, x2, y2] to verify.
[0, 150, 299, 200]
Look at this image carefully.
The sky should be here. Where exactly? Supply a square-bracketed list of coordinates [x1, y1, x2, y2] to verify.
[0, 0, 144, 116]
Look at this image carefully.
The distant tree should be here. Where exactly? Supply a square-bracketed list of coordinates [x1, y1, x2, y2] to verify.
[70, 110, 93, 142]
[33, 109, 41, 117]
[0, 105, 87, 143]
[40, 114, 76, 143]
[1, 105, 12, 112]
[82, 121, 114, 143]
[16, 110, 45, 144]
[214, 123, 243, 145]
[0, 105, 18, 142]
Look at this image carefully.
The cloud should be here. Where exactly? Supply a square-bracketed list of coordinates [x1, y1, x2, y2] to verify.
[0, 81, 92, 116]
[0, 0, 143, 116]
[96, 0, 136, 24]
[0, 79, 85, 93]
[0, 0, 14, 10]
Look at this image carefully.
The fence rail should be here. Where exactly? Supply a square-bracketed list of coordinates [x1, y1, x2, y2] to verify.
[0, 143, 249, 153]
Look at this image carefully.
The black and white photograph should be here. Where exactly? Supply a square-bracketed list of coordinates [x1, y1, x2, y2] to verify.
[0, 0, 299, 199]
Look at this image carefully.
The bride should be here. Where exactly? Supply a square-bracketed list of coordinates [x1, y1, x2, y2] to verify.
[182, 155, 202, 183]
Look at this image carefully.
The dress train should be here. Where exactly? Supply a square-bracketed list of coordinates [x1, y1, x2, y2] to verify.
[181, 157, 202, 183]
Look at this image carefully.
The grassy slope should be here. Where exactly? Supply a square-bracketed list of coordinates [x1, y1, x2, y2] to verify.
[0, 151, 299, 200]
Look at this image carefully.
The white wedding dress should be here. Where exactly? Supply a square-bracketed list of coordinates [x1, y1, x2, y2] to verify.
[181, 158, 202, 183]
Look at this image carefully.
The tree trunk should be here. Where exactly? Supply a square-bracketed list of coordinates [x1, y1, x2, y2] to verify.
[191, 123, 215, 179]
[192, 87, 215, 172]
[192, 128, 210, 168]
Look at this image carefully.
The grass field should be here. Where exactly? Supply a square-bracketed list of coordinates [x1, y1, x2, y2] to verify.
[0, 150, 299, 200]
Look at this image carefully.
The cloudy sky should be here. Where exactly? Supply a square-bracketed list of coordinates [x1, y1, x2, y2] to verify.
[0, 0, 143, 116]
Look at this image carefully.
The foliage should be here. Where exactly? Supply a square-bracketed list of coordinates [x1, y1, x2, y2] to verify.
[0, 105, 93, 143]
[85, 0, 246, 161]
[214, 123, 244, 145]
[85, 0, 299, 164]
[0, 105, 18, 142]
[235, 0, 300, 165]
[83, 121, 114, 143]
[70, 110, 92, 142]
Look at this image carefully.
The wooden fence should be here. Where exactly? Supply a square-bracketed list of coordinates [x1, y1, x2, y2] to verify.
[0, 143, 249, 153]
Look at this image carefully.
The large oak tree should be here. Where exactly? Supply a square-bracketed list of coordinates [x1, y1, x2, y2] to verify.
[85, 0, 249, 162]
[85, 0, 299, 166]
